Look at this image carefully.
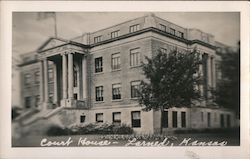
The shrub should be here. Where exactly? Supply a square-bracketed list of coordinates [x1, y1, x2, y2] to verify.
[46, 123, 134, 136]
[113, 124, 134, 134]
[70, 123, 133, 135]
[46, 125, 72, 136]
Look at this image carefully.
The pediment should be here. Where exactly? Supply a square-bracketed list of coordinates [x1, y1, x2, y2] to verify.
[37, 37, 68, 52]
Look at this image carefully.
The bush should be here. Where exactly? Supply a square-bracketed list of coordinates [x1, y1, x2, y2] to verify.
[46, 123, 134, 136]
[74, 123, 133, 135]
[113, 124, 134, 134]
[46, 125, 72, 136]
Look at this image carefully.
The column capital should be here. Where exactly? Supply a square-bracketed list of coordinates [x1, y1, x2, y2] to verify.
[60, 50, 76, 56]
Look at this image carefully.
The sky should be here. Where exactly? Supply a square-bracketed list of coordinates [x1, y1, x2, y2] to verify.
[13, 12, 240, 57]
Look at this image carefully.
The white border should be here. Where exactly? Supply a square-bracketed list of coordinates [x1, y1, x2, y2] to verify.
[0, 1, 249, 159]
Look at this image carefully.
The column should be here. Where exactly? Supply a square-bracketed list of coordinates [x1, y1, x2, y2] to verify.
[68, 53, 74, 99]
[199, 53, 204, 97]
[206, 55, 212, 99]
[39, 61, 44, 104]
[211, 56, 216, 88]
[53, 62, 58, 103]
[62, 53, 67, 99]
[82, 55, 87, 100]
[43, 59, 49, 105]
[207, 55, 212, 88]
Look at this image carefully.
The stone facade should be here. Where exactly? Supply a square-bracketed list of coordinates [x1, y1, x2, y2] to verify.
[17, 13, 236, 134]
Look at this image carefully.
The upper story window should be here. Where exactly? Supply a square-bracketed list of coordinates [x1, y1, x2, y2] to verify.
[160, 48, 167, 54]
[129, 24, 140, 33]
[112, 83, 121, 100]
[73, 64, 78, 87]
[159, 24, 166, 32]
[95, 57, 103, 73]
[130, 48, 140, 67]
[24, 73, 32, 85]
[111, 30, 120, 39]
[170, 28, 175, 35]
[96, 113, 104, 123]
[131, 81, 140, 98]
[34, 71, 40, 84]
[48, 68, 53, 82]
[95, 86, 104, 101]
[94, 36, 102, 43]
[111, 53, 121, 70]
[35, 95, 40, 107]
[25, 96, 31, 108]
[177, 31, 184, 38]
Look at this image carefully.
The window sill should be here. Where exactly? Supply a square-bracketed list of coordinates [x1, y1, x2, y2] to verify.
[130, 98, 139, 100]
[94, 72, 104, 75]
[111, 69, 121, 72]
[94, 101, 105, 104]
[129, 65, 142, 69]
[111, 99, 123, 102]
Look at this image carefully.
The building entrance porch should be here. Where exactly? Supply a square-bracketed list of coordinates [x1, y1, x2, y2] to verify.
[37, 41, 88, 110]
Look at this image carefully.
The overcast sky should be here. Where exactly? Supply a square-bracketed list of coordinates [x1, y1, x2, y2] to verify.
[13, 12, 240, 57]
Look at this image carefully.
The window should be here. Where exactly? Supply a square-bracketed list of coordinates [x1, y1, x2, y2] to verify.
[131, 111, 141, 128]
[177, 31, 184, 38]
[207, 112, 211, 127]
[112, 83, 121, 100]
[73, 64, 78, 87]
[95, 57, 103, 73]
[130, 48, 140, 67]
[74, 93, 78, 100]
[24, 73, 31, 85]
[214, 112, 217, 122]
[94, 36, 102, 43]
[227, 114, 231, 128]
[129, 24, 140, 33]
[181, 112, 186, 128]
[96, 113, 104, 123]
[49, 93, 53, 103]
[162, 111, 168, 128]
[111, 53, 121, 70]
[95, 86, 104, 101]
[113, 112, 121, 125]
[172, 111, 178, 128]
[111, 30, 120, 38]
[160, 48, 167, 54]
[220, 114, 224, 128]
[25, 96, 31, 108]
[35, 95, 40, 107]
[170, 28, 175, 35]
[34, 71, 40, 84]
[159, 24, 166, 32]
[48, 68, 53, 82]
[80, 115, 85, 123]
[131, 81, 140, 98]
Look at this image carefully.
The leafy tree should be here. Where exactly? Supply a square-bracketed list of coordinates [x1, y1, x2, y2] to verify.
[215, 44, 240, 118]
[138, 49, 201, 134]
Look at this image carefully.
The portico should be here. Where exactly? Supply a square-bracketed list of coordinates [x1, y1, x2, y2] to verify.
[37, 38, 88, 110]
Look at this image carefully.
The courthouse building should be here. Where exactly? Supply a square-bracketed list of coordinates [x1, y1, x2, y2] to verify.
[17, 13, 236, 134]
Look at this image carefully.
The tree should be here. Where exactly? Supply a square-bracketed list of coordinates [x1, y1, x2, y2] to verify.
[215, 44, 240, 118]
[138, 49, 201, 134]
